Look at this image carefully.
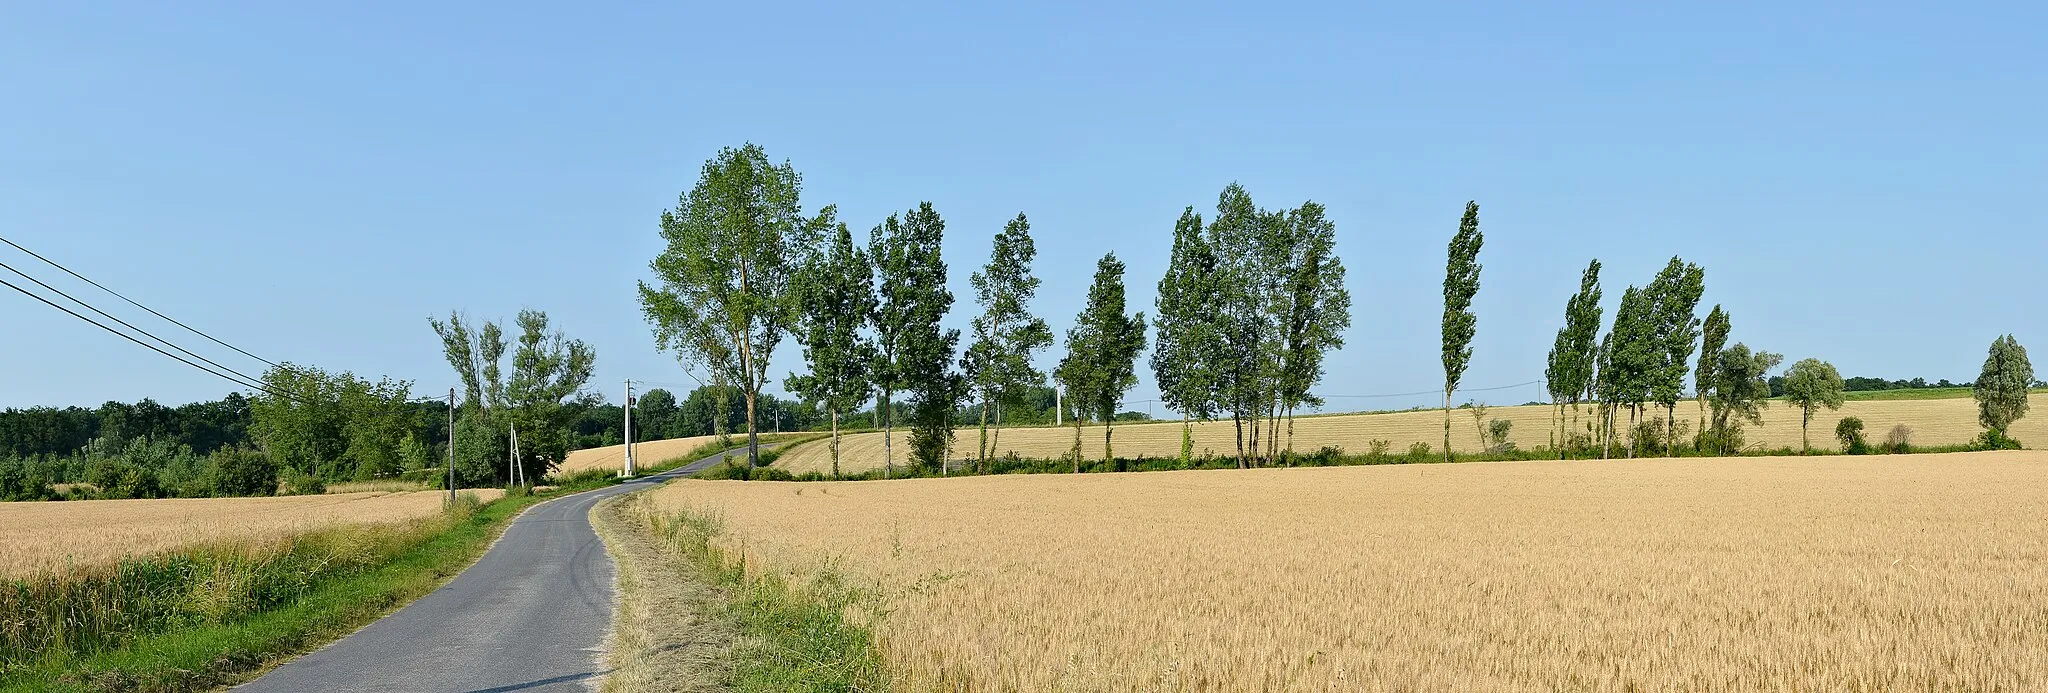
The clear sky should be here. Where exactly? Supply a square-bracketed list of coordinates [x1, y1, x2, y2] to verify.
[3, 2, 2042, 412]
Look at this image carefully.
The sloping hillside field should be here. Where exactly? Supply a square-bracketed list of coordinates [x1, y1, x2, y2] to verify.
[773, 394, 2048, 475]
[648, 452, 2048, 690]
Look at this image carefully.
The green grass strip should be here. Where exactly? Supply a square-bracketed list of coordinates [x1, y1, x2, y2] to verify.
[1, 480, 615, 692]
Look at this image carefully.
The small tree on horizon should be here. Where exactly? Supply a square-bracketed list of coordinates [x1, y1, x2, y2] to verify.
[1440, 201, 1484, 462]
[1545, 259, 1603, 456]
[1648, 257, 1706, 457]
[1782, 358, 1846, 453]
[1695, 305, 1730, 445]
[1706, 342, 1782, 455]
[1973, 334, 2034, 436]
[1152, 207, 1222, 467]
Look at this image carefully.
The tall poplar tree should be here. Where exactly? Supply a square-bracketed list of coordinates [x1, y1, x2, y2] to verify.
[1545, 259, 1603, 456]
[1207, 184, 1281, 467]
[1055, 253, 1148, 472]
[1151, 208, 1220, 466]
[1440, 201, 1484, 462]
[962, 213, 1053, 473]
[1603, 285, 1658, 457]
[1648, 257, 1706, 456]
[873, 202, 961, 473]
[1695, 305, 1730, 443]
[785, 222, 877, 478]
[1275, 202, 1350, 456]
[641, 143, 823, 468]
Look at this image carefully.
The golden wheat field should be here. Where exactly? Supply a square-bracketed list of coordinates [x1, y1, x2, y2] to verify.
[0, 490, 503, 577]
[772, 394, 2048, 475]
[558, 435, 724, 475]
[646, 451, 2048, 691]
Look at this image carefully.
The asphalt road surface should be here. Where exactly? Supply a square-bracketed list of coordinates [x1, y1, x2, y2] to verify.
[236, 445, 770, 693]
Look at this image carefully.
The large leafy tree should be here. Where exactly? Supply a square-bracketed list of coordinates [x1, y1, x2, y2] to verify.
[1647, 257, 1706, 456]
[1599, 285, 1658, 457]
[1545, 259, 1603, 455]
[1695, 305, 1730, 442]
[1973, 334, 2034, 434]
[961, 213, 1053, 473]
[1151, 208, 1221, 466]
[430, 311, 594, 483]
[1055, 253, 1148, 471]
[786, 222, 879, 478]
[1440, 201, 1484, 462]
[1706, 342, 1782, 454]
[1781, 358, 1845, 453]
[640, 143, 826, 468]
[873, 202, 962, 473]
[1275, 202, 1350, 456]
[1205, 184, 1284, 467]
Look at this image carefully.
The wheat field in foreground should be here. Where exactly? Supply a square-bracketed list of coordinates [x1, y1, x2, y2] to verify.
[648, 451, 2048, 691]
[0, 490, 503, 577]
[772, 394, 2048, 475]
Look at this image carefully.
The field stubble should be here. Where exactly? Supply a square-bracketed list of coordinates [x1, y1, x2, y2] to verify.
[647, 451, 2048, 691]
[773, 394, 2048, 475]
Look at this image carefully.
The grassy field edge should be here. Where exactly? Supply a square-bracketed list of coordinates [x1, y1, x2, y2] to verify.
[602, 493, 887, 692]
[0, 480, 617, 692]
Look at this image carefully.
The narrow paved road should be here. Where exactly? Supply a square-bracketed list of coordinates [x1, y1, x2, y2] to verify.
[236, 445, 772, 693]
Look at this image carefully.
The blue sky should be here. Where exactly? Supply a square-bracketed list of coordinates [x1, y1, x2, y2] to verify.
[2, 2, 2042, 412]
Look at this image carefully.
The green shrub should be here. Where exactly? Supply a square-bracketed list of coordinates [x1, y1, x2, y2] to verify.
[208, 447, 277, 497]
[1835, 417, 1868, 455]
[1406, 442, 1432, 460]
[1972, 428, 2023, 451]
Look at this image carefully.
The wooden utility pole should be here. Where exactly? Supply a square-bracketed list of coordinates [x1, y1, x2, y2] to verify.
[447, 388, 456, 504]
[623, 379, 636, 477]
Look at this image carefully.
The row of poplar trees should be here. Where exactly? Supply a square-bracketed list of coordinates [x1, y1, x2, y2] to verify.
[638, 145, 1361, 475]
[1540, 254, 1796, 458]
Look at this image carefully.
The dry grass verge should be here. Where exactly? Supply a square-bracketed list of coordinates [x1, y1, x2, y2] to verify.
[649, 451, 2048, 691]
[592, 494, 733, 693]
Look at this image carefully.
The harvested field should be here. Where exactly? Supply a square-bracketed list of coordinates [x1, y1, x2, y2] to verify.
[773, 394, 2048, 475]
[0, 490, 503, 577]
[646, 451, 2048, 691]
[559, 435, 723, 475]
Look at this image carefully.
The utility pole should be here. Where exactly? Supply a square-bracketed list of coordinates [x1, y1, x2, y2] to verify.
[509, 424, 523, 487]
[622, 379, 635, 477]
[1055, 384, 1063, 427]
[447, 388, 456, 504]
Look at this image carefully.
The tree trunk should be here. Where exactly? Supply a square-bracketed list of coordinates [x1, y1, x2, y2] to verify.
[1104, 420, 1114, 470]
[1627, 405, 1638, 459]
[1443, 390, 1453, 463]
[1233, 412, 1246, 469]
[977, 399, 990, 475]
[1801, 408, 1811, 453]
[744, 386, 760, 468]
[991, 401, 1002, 470]
[1696, 395, 1708, 454]
[1072, 409, 1084, 474]
[829, 407, 841, 479]
[1666, 404, 1676, 457]
[1180, 411, 1193, 468]
[881, 389, 894, 479]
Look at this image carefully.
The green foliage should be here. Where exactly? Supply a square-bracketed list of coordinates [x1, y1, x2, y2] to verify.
[1973, 334, 2034, 433]
[1151, 207, 1222, 443]
[1276, 202, 1350, 422]
[1546, 259, 1604, 408]
[961, 213, 1054, 470]
[208, 447, 276, 497]
[786, 221, 880, 478]
[1782, 358, 1846, 452]
[868, 203, 965, 472]
[1705, 342, 1783, 455]
[1835, 416, 1867, 454]
[431, 311, 596, 486]
[1440, 201, 1484, 458]
[1647, 257, 1706, 411]
[1972, 428, 2023, 451]
[1056, 253, 1149, 464]
[642, 143, 824, 468]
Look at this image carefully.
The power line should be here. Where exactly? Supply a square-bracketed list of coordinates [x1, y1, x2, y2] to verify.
[0, 258, 274, 391]
[0, 233, 280, 368]
[0, 275, 306, 403]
